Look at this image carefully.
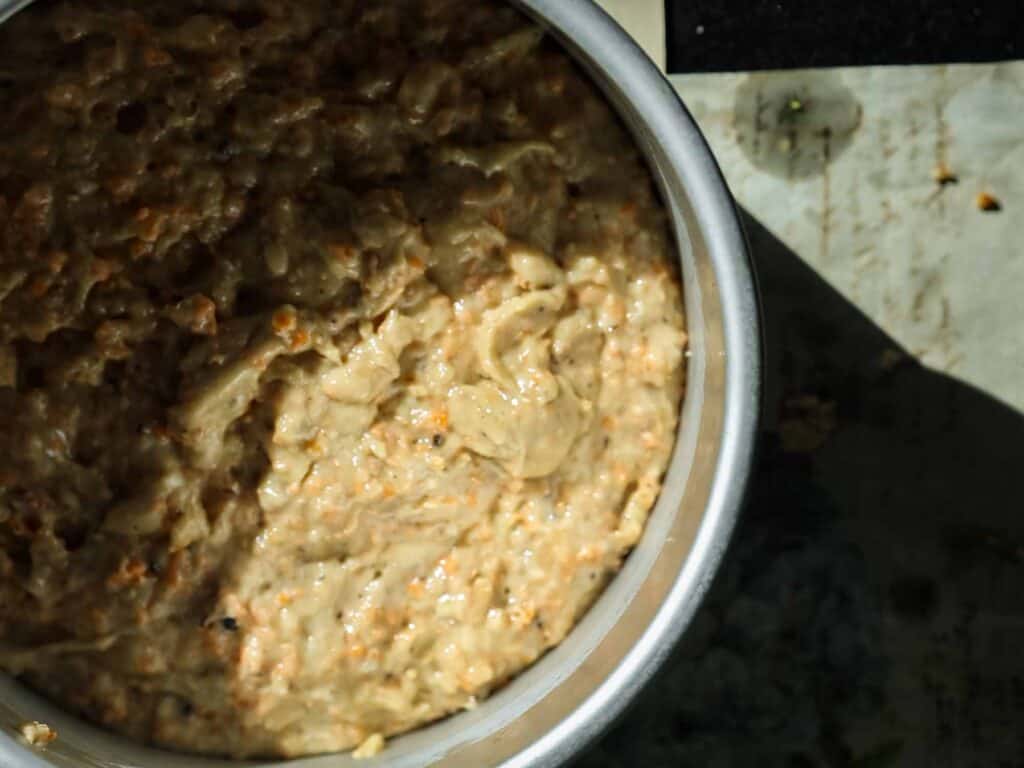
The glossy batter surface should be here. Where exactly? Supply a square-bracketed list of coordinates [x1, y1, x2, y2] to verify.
[0, 0, 685, 757]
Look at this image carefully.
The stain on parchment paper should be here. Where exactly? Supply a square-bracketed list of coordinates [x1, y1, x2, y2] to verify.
[734, 71, 862, 179]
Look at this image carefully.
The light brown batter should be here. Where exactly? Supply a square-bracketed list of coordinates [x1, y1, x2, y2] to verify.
[0, 0, 686, 757]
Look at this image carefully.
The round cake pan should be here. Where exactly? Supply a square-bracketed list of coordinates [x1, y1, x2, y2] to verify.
[0, 1, 761, 766]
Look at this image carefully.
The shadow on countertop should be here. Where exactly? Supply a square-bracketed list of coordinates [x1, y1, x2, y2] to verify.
[579, 210, 1024, 768]
[666, 0, 1024, 73]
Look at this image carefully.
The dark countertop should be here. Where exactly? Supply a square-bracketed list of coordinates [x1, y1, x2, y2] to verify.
[580, 210, 1024, 768]
[581, 8, 1024, 767]
[666, 0, 1024, 73]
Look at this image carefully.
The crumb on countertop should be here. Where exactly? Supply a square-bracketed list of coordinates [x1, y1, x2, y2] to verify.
[878, 347, 909, 373]
[18, 720, 57, 747]
[352, 732, 385, 759]
[976, 191, 1002, 212]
